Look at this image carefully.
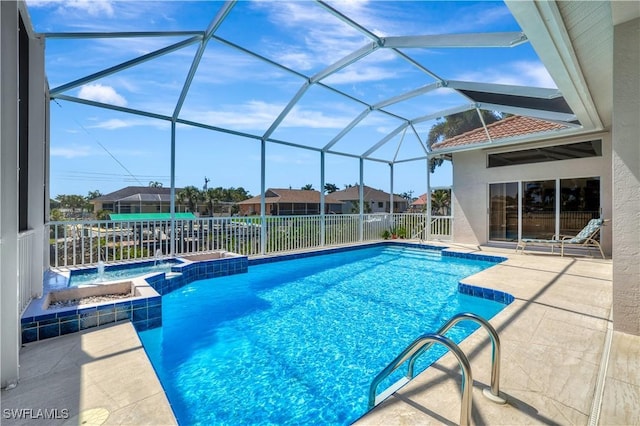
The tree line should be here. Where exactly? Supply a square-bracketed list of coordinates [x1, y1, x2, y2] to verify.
[176, 186, 251, 215]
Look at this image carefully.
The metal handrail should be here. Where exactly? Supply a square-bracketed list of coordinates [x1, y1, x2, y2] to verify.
[407, 312, 504, 402]
[367, 313, 506, 425]
[368, 334, 473, 426]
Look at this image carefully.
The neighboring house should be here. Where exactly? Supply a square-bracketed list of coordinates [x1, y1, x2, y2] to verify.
[410, 190, 452, 215]
[236, 188, 343, 216]
[430, 115, 612, 253]
[410, 194, 427, 213]
[91, 186, 188, 215]
[331, 185, 408, 214]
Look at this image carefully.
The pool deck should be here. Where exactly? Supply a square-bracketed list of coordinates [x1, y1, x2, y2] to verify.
[2, 242, 638, 425]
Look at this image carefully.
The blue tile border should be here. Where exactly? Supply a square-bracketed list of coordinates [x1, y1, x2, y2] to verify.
[20, 294, 163, 344]
[442, 249, 507, 264]
[22, 254, 248, 344]
[458, 283, 514, 305]
[249, 241, 445, 266]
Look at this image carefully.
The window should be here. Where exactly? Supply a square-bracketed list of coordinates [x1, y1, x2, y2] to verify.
[378, 202, 384, 208]
[488, 140, 602, 168]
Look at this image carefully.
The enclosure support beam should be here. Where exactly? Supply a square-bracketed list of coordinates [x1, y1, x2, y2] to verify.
[170, 121, 176, 257]
[260, 139, 267, 255]
[359, 158, 364, 241]
[389, 163, 394, 214]
[425, 161, 431, 242]
[320, 151, 326, 247]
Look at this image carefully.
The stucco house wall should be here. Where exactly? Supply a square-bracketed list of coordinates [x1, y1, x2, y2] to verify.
[1, 0, 48, 388]
[451, 131, 612, 255]
[612, 16, 640, 334]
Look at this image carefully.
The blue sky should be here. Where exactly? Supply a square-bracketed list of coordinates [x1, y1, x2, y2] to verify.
[26, 0, 554, 199]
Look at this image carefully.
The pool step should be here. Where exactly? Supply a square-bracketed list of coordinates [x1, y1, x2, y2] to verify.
[383, 247, 442, 260]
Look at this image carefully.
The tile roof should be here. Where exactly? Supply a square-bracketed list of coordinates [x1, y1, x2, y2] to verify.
[331, 185, 406, 202]
[431, 115, 567, 151]
[237, 188, 343, 205]
[411, 193, 428, 206]
[91, 186, 179, 203]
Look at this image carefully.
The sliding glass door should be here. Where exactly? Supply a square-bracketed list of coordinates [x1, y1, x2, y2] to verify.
[560, 177, 600, 236]
[489, 183, 519, 241]
[521, 180, 556, 239]
[489, 177, 600, 242]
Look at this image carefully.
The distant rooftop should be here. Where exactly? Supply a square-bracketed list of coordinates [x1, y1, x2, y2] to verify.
[92, 186, 179, 203]
[237, 188, 343, 205]
[331, 185, 406, 203]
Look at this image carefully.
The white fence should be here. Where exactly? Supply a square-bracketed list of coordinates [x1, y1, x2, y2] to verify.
[49, 213, 453, 268]
[18, 230, 37, 313]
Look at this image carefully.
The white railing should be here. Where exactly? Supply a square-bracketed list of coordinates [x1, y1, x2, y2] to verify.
[18, 230, 37, 313]
[395, 215, 453, 241]
[431, 216, 453, 239]
[48, 213, 453, 268]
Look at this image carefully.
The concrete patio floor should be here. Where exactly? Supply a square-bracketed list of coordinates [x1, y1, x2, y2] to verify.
[2, 244, 638, 425]
[0, 322, 176, 426]
[357, 244, 639, 426]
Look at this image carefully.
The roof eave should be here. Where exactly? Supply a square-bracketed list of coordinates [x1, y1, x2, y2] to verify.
[429, 127, 591, 156]
[504, 0, 604, 131]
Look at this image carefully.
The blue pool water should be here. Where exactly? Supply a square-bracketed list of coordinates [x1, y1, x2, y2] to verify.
[69, 259, 180, 287]
[138, 246, 508, 425]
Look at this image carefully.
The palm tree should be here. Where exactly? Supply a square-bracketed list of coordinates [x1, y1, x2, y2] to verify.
[177, 186, 202, 213]
[228, 187, 251, 202]
[56, 194, 88, 218]
[301, 184, 314, 190]
[431, 189, 451, 216]
[204, 187, 225, 216]
[324, 183, 338, 193]
[86, 190, 102, 200]
[149, 181, 163, 188]
[427, 110, 504, 171]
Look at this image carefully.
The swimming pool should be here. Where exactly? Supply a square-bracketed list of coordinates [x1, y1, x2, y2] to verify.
[68, 259, 181, 287]
[138, 245, 509, 425]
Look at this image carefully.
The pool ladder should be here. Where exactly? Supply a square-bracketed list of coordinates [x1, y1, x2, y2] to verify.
[368, 312, 506, 426]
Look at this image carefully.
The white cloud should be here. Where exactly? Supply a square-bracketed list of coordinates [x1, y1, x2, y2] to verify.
[512, 61, 557, 88]
[186, 100, 355, 132]
[88, 117, 169, 130]
[454, 61, 556, 89]
[266, 154, 311, 166]
[28, 0, 114, 17]
[323, 65, 398, 85]
[286, 107, 353, 129]
[51, 145, 92, 159]
[65, 0, 114, 17]
[254, 2, 369, 70]
[78, 84, 127, 107]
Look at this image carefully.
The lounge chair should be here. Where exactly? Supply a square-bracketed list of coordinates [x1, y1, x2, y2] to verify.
[515, 218, 606, 258]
